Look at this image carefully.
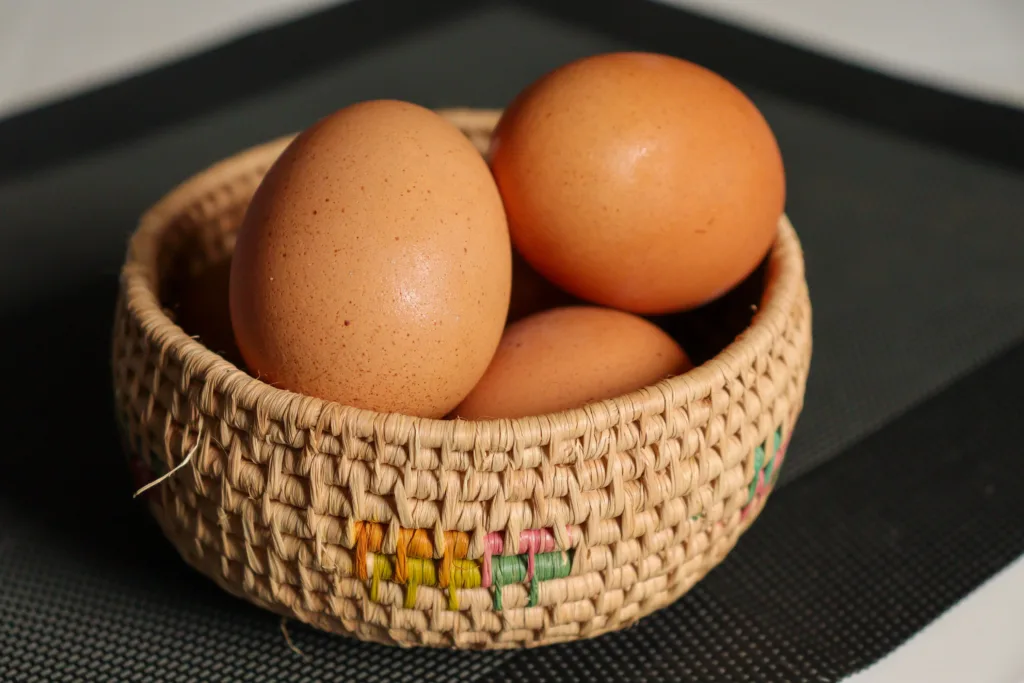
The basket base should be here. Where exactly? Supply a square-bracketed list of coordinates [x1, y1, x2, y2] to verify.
[146, 490, 764, 649]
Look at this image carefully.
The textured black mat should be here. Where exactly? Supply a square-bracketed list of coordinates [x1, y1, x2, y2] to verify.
[2, 1, 1023, 681]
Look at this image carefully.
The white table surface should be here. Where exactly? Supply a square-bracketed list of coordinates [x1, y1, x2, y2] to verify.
[847, 555, 1024, 683]
[1, 2, 1021, 680]
[659, 0, 1024, 109]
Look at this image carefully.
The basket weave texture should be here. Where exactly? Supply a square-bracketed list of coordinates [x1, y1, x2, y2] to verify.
[112, 109, 812, 649]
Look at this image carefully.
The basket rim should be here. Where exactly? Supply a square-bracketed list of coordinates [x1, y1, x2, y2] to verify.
[119, 116, 807, 449]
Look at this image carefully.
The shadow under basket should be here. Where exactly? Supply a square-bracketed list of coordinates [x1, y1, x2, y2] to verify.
[112, 109, 813, 649]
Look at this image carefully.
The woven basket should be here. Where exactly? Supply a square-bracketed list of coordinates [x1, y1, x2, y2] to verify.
[112, 108, 812, 649]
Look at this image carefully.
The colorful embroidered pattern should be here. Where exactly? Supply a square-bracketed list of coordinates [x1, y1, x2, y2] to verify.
[354, 522, 575, 610]
[366, 553, 481, 610]
[741, 425, 789, 520]
[489, 550, 573, 610]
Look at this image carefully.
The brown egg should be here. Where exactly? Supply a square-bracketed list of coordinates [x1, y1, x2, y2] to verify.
[176, 256, 243, 365]
[507, 248, 576, 324]
[230, 100, 512, 417]
[454, 306, 691, 419]
[490, 52, 785, 314]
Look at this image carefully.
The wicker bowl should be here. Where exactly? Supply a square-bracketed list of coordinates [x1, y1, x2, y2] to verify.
[112, 109, 812, 649]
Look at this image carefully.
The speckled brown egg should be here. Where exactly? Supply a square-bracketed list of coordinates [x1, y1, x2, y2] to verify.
[454, 306, 691, 419]
[490, 52, 785, 314]
[230, 100, 512, 417]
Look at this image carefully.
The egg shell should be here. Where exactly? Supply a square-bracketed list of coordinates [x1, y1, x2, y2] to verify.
[453, 306, 692, 419]
[230, 100, 512, 417]
[490, 52, 785, 314]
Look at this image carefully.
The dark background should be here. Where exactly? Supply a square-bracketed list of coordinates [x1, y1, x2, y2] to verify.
[1, 1, 1023, 681]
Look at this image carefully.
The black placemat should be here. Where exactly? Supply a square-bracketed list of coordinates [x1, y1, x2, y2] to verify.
[2, 1, 1023, 681]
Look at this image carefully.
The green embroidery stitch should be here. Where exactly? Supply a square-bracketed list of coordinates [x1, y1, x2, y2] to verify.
[748, 444, 765, 501]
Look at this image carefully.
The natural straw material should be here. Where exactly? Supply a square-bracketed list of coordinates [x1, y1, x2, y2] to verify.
[112, 109, 812, 649]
